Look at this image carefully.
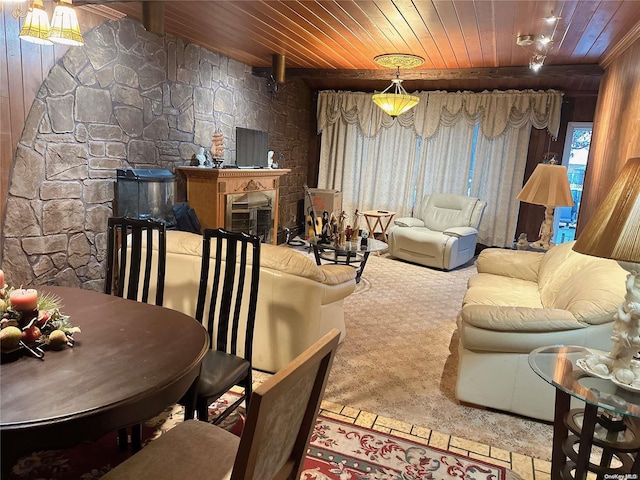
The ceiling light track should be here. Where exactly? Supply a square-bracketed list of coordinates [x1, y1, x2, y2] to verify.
[516, 6, 566, 72]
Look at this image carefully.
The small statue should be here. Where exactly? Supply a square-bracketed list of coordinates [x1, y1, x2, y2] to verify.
[353, 209, 361, 236]
[195, 147, 207, 167]
[516, 233, 528, 250]
[360, 229, 369, 248]
[338, 211, 347, 246]
[329, 212, 339, 247]
[211, 131, 224, 159]
[320, 211, 330, 244]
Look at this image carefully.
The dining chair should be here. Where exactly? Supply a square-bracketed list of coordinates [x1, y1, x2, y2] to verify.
[184, 227, 261, 424]
[101, 328, 341, 480]
[105, 216, 167, 452]
[105, 216, 167, 305]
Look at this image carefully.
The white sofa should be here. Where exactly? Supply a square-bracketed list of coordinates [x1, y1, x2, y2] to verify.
[138, 230, 356, 373]
[456, 241, 627, 421]
[387, 193, 486, 270]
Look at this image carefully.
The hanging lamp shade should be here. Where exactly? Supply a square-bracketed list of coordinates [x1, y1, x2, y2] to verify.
[19, 0, 53, 46]
[48, 0, 84, 46]
[372, 78, 420, 117]
[372, 54, 423, 118]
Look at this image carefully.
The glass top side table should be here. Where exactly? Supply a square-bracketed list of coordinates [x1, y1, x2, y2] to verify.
[308, 237, 388, 283]
[529, 345, 640, 480]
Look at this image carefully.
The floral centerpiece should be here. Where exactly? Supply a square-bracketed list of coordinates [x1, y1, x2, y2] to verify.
[0, 269, 80, 360]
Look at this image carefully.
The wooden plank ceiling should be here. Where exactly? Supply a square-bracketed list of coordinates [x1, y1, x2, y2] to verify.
[81, 1, 640, 94]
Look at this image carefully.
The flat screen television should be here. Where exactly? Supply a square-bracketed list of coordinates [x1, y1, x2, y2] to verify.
[236, 127, 269, 167]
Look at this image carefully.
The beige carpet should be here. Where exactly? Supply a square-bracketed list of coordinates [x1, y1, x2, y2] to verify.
[318, 251, 554, 462]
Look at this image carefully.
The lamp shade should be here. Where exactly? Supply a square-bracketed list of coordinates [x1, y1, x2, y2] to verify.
[573, 157, 640, 263]
[19, 0, 52, 46]
[48, 1, 84, 46]
[372, 92, 419, 118]
[517, 163, 574, 207]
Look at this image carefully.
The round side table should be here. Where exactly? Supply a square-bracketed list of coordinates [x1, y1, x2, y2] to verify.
[529, 346, 640, 480]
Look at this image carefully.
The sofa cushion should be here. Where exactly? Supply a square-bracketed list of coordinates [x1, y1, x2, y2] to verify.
[420, 194, 479, 231]
[461, 304, 583, 331]
[465, 273, 543, 309]
[476, 248, 542, 283]
[537, 242, 626, 324]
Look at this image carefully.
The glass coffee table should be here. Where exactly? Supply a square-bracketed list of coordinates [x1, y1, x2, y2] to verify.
[308, 237, 388, 283]
[529, 345, 640, 480]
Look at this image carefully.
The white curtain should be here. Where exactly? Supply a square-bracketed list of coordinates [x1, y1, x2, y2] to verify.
[415, 121, 476, 203]
[470, 126, 532, 247]
[317, 89, 563, 247]
[319, 118, 418, 219]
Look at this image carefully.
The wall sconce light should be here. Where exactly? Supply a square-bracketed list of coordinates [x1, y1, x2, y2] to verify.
[19, 0, 52, 45]
[15, 0, 84, 46]
[267, 53, 285, 97]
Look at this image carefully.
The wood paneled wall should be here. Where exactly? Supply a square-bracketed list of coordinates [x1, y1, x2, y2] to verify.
[0, 5, 109, 242]
[577, 38, 640, 234]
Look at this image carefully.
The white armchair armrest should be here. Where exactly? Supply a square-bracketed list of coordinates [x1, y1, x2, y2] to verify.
[443, 226, 477, 238]
[394, 217, 425, 227]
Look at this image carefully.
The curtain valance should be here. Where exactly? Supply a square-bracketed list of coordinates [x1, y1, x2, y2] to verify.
[317, 89, 563, 140]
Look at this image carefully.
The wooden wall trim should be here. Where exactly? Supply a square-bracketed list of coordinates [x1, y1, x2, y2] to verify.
[601, 19, 640, 69]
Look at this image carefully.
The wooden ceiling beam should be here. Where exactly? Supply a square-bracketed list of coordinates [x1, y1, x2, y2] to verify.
[252, 64, 604, 81]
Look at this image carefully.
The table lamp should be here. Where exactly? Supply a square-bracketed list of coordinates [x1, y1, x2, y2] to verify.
[573, 157, 640, 385]
[517, 158, 574, 249]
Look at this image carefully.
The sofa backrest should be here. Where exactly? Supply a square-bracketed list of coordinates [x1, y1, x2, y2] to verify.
[538, 241, 627, 324]
[161, 230, 318, 279]
[156, 230, 352, 285]
[418, 193, 485, 232]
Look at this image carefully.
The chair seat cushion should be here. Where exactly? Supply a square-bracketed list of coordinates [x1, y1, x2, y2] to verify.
[390, 227, 449, 256]
[101, 420, 239, 479]
[198, 350, 250, 399]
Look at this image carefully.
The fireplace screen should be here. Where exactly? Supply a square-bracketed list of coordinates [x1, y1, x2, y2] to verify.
[225, 191, 274, 243]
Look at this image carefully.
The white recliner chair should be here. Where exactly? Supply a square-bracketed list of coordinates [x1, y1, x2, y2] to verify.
[387, 193, 486, 270]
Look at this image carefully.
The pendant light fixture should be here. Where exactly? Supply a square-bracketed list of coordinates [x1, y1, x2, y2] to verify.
[372, 53, 424, 118]
[19, 0, 53, 45]
[48, 0, 83, 46]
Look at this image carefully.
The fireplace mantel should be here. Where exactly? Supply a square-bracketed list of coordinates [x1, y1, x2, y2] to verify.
[176, 167, 290, 244]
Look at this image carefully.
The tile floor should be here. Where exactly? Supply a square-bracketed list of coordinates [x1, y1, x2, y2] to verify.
[318, 399, 555, 480]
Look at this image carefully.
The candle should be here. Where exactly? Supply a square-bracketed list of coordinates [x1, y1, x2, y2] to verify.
[10, 289, 38, 311]
[0, 269, 4, 288]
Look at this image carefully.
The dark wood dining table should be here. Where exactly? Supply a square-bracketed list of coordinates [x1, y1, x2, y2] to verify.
[0, 286, 209, 470]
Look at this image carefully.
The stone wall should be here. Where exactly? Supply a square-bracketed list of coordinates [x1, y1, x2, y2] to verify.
[2, 17, 311, 289]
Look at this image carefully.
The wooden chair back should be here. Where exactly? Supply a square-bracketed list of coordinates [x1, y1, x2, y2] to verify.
[196, 228, 261, 360]
[105, 217, 167, 306]
[231, 328, 340, 480]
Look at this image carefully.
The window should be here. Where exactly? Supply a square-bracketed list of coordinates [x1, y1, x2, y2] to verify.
[553, 122, 592, 245]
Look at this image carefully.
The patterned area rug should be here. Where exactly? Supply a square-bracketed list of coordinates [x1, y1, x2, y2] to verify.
[305, 416, 519, 480]
[8, 401, 520, 480]
[310, 249, 554, 461]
